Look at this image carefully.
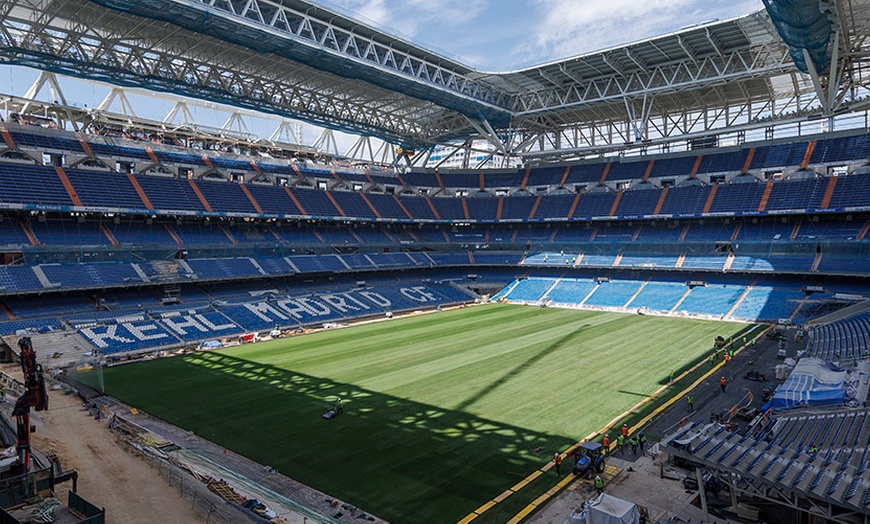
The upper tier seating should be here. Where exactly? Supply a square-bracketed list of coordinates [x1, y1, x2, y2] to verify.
[809, 134, 870, 165]
[194, 179, 258, 214]
[805, 312, 870, 362]
[2, 155, 870, 222]
[0, 164, 73, 207]
[135, 176, 207, 212]
[66, 169, 148, 209]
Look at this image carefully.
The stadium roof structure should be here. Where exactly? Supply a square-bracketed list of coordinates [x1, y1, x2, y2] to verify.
[2, 0, 870, 165]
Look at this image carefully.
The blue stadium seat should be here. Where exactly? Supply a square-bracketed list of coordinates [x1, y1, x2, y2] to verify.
[195, 179, 258, 214]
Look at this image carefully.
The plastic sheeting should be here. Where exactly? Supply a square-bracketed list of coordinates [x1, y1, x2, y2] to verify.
[569, 494, 640, 524]
[768, 357, 846, 410]
[763, 0, 833, 74]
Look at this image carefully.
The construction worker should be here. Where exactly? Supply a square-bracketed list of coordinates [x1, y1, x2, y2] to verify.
[616, 434, 625, 455]
[720, 376, 727, 393]
[710, 353, 716, 366]
[639, 433, 647, 453]
[603, 434, 610, 450]
[669, 369, 675, 384]
[594, 474, 604, 495]
[687, 394, 694, 412]
[809, 444, 819, 456]
[553, 452, 562, 475]
[630, 435, 639, 455]
[723, 352, 731, 364]
[621, 424, 628, 438]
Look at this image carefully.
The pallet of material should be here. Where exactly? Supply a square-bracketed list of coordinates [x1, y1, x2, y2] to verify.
[206, 478, 246, 505]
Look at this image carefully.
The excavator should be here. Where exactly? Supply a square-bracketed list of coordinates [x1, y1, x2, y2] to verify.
[11, 337, 48, 475]
[4, 337, 105, 521]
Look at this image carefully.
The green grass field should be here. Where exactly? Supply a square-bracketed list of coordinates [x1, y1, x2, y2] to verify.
[75, 304, 748, 523]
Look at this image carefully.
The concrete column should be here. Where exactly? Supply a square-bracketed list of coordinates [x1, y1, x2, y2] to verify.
[729, 471, 738, 510]
[695, 466, 709, 521]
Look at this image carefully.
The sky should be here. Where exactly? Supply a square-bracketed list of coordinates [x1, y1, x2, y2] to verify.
[1, 0, 765, 149]
[315, 0, 764, 70]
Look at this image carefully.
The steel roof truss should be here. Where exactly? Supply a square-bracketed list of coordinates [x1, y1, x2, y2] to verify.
[514, 43, 791, 116]
[0, 6, 474, 144]
[185, 0, 509, 107]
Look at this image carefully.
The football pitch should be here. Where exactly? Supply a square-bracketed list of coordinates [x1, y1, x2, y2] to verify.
[80, 304, 749, 523]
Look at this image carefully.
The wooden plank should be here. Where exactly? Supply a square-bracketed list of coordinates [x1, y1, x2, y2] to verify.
[239, 183, 264, 214]
[392, 194, 413, 219]
[820, 176, 838, 209]
[560, 165, 572, 187]
[359, 192, 381, 218]
[758, 179, 774, 211]
[653, 187, 669, 215]
[187, 179, 212, 212]
[702, 184, 718, 214]
[567, 193, 582, 218]
[425, 196, 441, 219]
[742, 147, 756, 173]
[283, 186, 308, 215]
[689, 155, 703, 178]
[54, 166, 82, 206]
[528, 195, 542, 219]
[0, 128, 16, 149]
[642, 160, 654, 182]
[598, 163, 611, 185]
[609, 190, 623, 216]
[519, 167, 531, 190]
[126, 173, 154, 209]
[323, 190, 346, 216]
[801, 141, 816, 169]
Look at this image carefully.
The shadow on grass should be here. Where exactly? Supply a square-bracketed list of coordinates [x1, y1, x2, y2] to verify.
[89, 351, 575, 524]
[455, 324, 589, 411]
[616, 389, 652, 398]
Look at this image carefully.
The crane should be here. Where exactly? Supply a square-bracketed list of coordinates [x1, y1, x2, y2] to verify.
[12, 337, 48, 474]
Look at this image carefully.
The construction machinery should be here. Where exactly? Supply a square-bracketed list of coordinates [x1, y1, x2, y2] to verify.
[11, 337, 48, 474]
[571, 441, 606, 479]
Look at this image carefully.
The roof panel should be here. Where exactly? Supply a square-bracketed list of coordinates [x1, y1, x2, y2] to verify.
[0, 0, 811, 151]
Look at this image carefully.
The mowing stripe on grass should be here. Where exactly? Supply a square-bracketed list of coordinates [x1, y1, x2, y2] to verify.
[490, 324, 768, 524]
[79, 304, 747, 524]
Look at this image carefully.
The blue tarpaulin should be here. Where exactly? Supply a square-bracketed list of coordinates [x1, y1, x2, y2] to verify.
[763, 0, 833, 74]
[768, 358, 845, 410]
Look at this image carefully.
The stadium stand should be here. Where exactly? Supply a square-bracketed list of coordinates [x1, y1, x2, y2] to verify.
[9, 4, 870, 521]
[805, 312, 870, 362]
[1, 122, 870, 356]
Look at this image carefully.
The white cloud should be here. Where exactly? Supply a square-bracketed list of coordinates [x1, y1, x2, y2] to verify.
[323, 0, 391, 28]
[315, 0, 764, 69]
[323, 0, 488, 43]
[526, 0, 693, 59]
[514, 0, 763, 67]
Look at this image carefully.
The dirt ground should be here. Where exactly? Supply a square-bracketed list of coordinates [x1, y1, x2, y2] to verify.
[27, 387, 204, 524]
